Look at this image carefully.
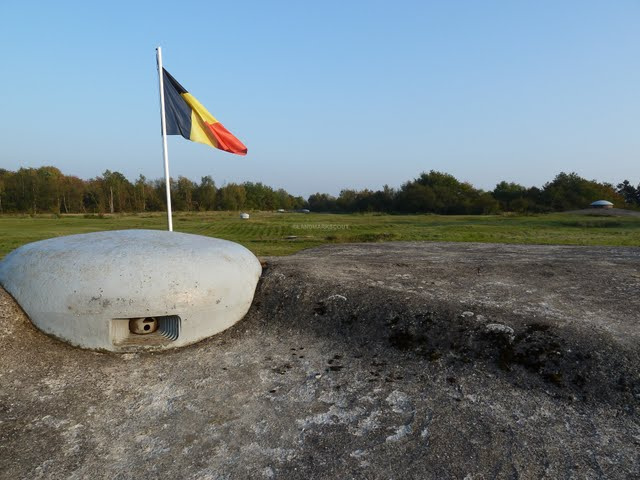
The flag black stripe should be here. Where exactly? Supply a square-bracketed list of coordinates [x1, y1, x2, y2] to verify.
[162, 68, 191, 139]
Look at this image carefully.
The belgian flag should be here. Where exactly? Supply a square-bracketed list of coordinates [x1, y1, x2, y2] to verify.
[162, 68, 247, 155]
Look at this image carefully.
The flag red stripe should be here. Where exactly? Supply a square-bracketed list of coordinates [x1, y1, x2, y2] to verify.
[205, 122, 248, 156]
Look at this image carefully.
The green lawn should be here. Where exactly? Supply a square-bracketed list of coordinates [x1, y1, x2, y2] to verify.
[1, 211, 639, 259]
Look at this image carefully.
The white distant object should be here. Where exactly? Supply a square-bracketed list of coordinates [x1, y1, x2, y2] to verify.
[590, 200, 614, 209]
[240, 212, 250, 219]
[299, 209, 310, 213]
[0, 230, 262, 352]
[277, 209, 286, 213]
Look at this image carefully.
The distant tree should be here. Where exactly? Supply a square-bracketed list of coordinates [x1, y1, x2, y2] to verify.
[370, 185, 395, 213]
[493, 181, 527, 211]
[101, 170, 132, 213]
[353, 189, 378, 212]
[395, 181, 435, 213]
[616, 180, 640, 207]
[134, 174, 147, 212]
[217, 183, 246, 210]
[33, 166, 63, 213]
[61, 175, 86, 213]
[336, 189, 358, 212]
[274, 188, 293, 210]
[395, 171, 490, 214]
[244, 182, 277, 210]
[473, 192, 500, 214]
[174, 176, 196, 211]
[0, 168, 9, 213]
[307, 193, 337, 212]
[194, 175, 217, 211]
[292, 195, 306, 209]
[147, 179, 166, 211]
[10, 168, 39, 213]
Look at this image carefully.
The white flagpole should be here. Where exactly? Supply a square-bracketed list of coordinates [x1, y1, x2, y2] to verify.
[156, 46, 173, 232]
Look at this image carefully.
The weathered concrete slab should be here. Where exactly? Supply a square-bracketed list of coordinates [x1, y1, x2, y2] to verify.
[1, 242, 639, 479]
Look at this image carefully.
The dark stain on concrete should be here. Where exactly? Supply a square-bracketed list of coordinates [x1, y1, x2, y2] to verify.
[1, 242, 639, 479]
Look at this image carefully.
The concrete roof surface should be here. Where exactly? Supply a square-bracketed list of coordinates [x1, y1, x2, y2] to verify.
[1, 242, 639, 479]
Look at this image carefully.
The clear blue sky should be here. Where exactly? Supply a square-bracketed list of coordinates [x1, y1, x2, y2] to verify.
[1, 0, 638, 197]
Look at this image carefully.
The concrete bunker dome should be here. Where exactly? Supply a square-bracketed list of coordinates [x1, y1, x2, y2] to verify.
[590, 200, 614, 209]
[0, 229, 262, 352]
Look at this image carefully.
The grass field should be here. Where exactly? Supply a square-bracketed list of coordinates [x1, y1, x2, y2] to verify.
[1, 211, 639, 259]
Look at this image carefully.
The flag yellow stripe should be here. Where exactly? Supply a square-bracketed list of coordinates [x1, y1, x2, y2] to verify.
[182, 93, 219, 125]
[189, 110, 218, 148]
[180, 93, 219, 148]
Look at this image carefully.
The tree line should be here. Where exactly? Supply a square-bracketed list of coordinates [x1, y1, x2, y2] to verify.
[0, 166, 638, 215]
[311, 171, 639, 214]
[0, 167, 305, 214]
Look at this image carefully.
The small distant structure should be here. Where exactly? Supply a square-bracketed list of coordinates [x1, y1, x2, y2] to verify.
[240, 212, 250, 219]
[590, 200, 614, 209]
[277, 209, 286, 213]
